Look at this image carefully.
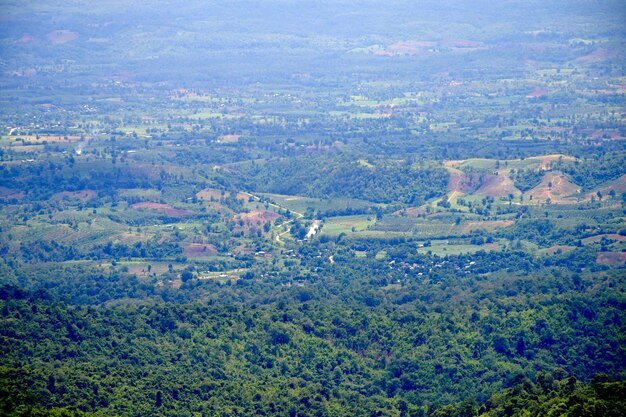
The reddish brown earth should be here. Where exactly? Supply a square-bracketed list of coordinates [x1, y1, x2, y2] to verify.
[526, 172, 579, 202]
[183, 243, 218, 258]
[56, 190, 96, 201]
[527, 87, 549, 98]
[0, 187, 25, 200]
[581, 234, 626, 245]
[580, 129, 626, 140]
[596, 252, 626, 266]
[475, 175, 522, 197]
[448, 171, 480, 193]
[131, 202, 192, 216]
[234, 210, 280, 225]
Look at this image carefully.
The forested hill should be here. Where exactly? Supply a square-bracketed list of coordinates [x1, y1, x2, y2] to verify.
[1, 0, 626, 415]
[1, 247, 625, 416]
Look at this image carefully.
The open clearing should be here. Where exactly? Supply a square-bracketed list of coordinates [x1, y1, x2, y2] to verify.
[197, 188, 248, 202]
[535, 245, 576, 256]
[259, 193, 373, 214]
[54, 190, 97, 201]
[320, 215, 375, 236]
[183, 243, 218, 258]
[596, 252, 626, 266]
[525, 171, 580, 203]
[475, 175, 522, 198]
[234, 210, 280, 225]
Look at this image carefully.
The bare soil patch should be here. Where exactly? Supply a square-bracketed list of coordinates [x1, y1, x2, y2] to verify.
[526, 87, 549, 98]
[448, 171, 480, 193]
[596, 252, 626, 266]
[0, 186, 25, 199]
[55, 190, 96, 201]
[235, 210, 280, 225]
[475, 175, 522, 198]
[581, 234, 626, 245]
[526, 172, 579, 203]
[183, 243, 218, 258]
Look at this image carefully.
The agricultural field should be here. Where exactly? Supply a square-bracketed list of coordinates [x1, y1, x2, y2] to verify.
[321, 215, 378, 236]
[0, 1, 625, 416]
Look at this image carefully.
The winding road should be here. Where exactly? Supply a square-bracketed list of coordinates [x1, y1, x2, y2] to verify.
[240, 191, 304, 243]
